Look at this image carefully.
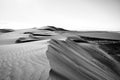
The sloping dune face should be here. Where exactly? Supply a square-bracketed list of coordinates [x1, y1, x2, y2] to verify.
[0, 40, 50, 80]
[47, 39, 120, 80]
[0, 26, 120, 80]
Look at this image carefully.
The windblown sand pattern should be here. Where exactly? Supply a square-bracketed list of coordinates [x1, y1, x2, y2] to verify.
[0, 40, 50, 80]
[0, 26, 120, 80]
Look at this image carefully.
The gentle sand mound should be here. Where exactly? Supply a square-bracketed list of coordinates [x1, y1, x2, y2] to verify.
[0, 40, 50, 80]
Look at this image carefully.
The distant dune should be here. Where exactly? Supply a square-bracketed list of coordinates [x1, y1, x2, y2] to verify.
[0, 26, 120, 80]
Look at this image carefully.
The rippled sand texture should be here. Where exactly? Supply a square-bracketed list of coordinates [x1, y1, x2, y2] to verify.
[0, 26, 120, 80]
[0, 40, 50, 80]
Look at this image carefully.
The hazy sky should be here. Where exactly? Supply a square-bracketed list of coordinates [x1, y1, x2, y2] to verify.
[0, 0, 120, 31]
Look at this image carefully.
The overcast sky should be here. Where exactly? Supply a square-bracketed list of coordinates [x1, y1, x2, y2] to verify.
[0, 0, 120, 31]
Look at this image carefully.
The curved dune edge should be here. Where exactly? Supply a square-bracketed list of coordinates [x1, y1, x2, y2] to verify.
[0, 38, 120, 80]
[47, 39, 120, 80]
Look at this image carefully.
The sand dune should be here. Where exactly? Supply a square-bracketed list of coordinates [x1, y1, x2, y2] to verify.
[47, 39, 120, 80]
[0, 40, 50, 80]
[0, 26, 120, 80]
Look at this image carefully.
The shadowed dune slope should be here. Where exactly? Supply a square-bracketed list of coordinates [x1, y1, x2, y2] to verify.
[0, 29, 14, 33]
[47, 39, 120, 80]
